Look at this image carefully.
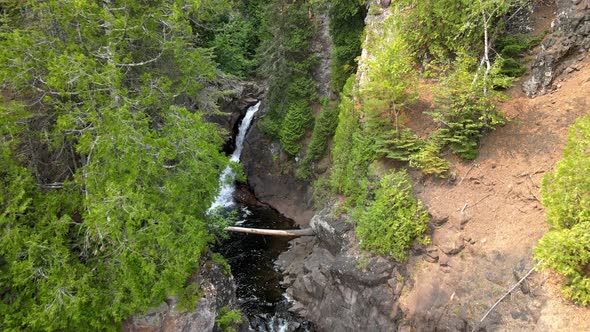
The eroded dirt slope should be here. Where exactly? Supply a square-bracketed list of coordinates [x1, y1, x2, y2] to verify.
[400, 57, 590, 331]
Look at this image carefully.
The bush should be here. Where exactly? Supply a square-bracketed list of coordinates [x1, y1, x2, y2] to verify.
[211, 253, 231, 276]
[535, 222, 590, 305]
[329, 0, 367, 92]
[535, 115, 590, 305]
[431, 54, 507, 160]
[279, 101, 314, 156]
[216, 307, 242, 332]
[176, 284, 203, 312]
[354, 170, 429, 261]
[296, 104, 339, 179]
[540, 117, 590, 230]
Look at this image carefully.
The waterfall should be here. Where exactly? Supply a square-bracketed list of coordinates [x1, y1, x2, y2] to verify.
[209, 101, 261, 211]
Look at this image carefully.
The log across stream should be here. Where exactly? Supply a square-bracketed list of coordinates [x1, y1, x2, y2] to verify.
[225, 226, 315, 237]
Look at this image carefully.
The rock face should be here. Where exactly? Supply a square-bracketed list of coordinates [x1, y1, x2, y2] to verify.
[123, 257, 246, 332]
[311, 12, 332, 98]
[206, 81, 264, 153]
[241, 119, 315, 226]
[524, 0, 590, 96]
[276, 208, 402, 331]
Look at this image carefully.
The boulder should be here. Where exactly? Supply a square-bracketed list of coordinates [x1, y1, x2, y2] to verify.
[276, 207, 402, 332]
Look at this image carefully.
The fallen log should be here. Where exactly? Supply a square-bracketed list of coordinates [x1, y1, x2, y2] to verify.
[224, 226, 315, 237]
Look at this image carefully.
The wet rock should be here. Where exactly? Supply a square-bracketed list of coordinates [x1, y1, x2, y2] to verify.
[206, 81, 263, 152]
[241, 118, 314, 226]
[232, 184, 261, 206]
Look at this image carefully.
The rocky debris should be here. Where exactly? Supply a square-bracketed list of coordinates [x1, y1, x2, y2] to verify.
[241, 112, 315, 226]
[123, 256, 245, 332]
[424, 247, 440, 263]
[459, 213, 471, 228]
[277, 207, 402, 331]
[438, 233, 466, 256]
[438, 252, 451, 267]
[524, 0, 590, 96]
[431, 213, 449, 227]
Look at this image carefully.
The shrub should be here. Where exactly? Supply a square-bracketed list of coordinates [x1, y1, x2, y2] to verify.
[216, 307, 242, 332]
[535, 115, 590, 305]
[354, 170, 429, 261]
[430, 54, 507, 159]
[535, 222, 590, 305]
[279, 101, 314, 156]
[296, 105, 339, 179]
[540, 115, 590, 230]
[177, 284, 203, 312]
[211, 253, 231, 276]
[329, 0, 367, 92]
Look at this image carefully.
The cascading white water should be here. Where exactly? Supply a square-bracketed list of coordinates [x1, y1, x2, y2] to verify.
[209, 101, 261, 211]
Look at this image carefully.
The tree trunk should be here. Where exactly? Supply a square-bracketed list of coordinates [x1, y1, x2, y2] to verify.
[224, 226, 315, 237]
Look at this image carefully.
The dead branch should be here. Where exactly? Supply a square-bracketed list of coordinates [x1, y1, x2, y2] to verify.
[472, 260, 543, 332]
[458, 163, 478, 186]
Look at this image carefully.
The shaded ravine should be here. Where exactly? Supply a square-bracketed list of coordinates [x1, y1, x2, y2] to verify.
[210, 102, 314, 331]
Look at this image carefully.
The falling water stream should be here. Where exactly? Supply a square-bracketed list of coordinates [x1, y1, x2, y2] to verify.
[209, 102, 314, 331]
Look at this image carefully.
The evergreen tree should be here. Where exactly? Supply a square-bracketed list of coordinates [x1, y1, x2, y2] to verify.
[0, 1, 235, 329]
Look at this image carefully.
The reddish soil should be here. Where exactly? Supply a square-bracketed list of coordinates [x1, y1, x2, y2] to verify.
[399, 55, 590, 331]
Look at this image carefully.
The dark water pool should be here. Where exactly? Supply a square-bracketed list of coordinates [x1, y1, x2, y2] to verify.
[217, 205, 314, 332]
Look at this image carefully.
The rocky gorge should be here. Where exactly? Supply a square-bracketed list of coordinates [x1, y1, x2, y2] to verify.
[125, 0, 590, 331]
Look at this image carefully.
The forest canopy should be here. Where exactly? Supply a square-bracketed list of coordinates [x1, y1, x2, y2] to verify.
[0, 0, 257, 329]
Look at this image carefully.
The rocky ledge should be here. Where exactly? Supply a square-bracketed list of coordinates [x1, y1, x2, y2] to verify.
[276, 208, 403, 331]
[240, 112, 315, 226]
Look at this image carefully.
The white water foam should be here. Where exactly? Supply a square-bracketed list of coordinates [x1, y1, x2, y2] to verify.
[209, 101, 261, 211]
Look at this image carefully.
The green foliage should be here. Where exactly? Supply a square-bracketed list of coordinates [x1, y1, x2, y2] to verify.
[329, 0, 367, 92]
[408, 138, 451, 177]
[296, 104, 339, 179]
[211, 253, 231, 276]
[206, 208, 239, 241]
[216, 307, 242, 332]
[357, 12, 450, 176]
[430, 55, 507, 159]
[330, 76, 376, 205]
[535, 222, 590, 305]
[209, 16, 258, 77]
[401, 0, 526, 61]
[257, 0, 319, 154]
[540, 116, 590, 230]
[354, 170, 429, 261]
[535, 115, 590, 305]
[495, 33, 544, 78]
[0, 0, 241, 330]
[279, 101, 314, 156]
[177, 284, 203, 312]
